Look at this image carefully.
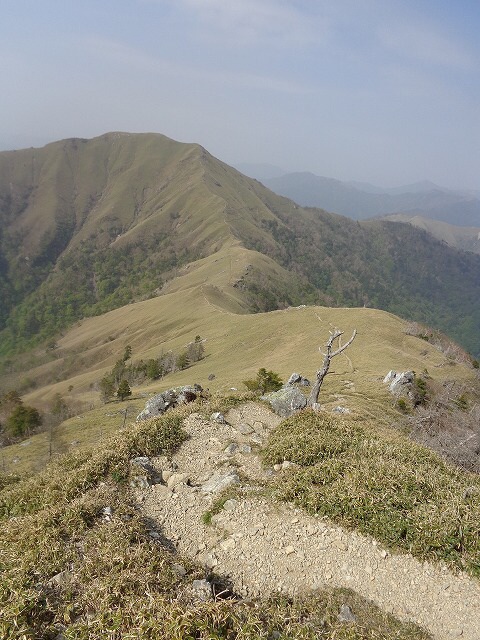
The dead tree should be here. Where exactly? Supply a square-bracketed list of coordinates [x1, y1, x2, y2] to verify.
[308, 328, 357, 408]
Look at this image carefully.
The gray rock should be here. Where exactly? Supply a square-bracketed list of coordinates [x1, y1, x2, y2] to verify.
[46, 571, 72, 589]
[210, 412, 227, 424]
[223, 498, 238, 511]
[238, 423, 254, 435]
[129, 456, 162, 489]
[192, 578, 213, 602]
[238, 444, 252, 454]
[286, 372, 311, 387]
[338, 604, 357, 623]
[166, 472, 189, 488]
[261, 386, 307, 417]
[383, 370, 397, 384]
[136, 385, 203, 421]
[172, 563, 187, 577]
[333, 406, 351, 414]
[387, 371, 414, 396]
[224, 443, 239, 456]
[201, 470, 240, 493]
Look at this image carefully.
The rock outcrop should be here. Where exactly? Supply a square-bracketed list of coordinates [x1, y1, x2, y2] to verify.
[136, 384, 204, 421]
[261, 386, 307, 417]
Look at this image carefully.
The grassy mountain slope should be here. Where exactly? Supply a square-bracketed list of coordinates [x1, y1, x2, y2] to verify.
[1, 265, 477, 476]
[381, 214, 480, 255]
[1, 132, 480, 362]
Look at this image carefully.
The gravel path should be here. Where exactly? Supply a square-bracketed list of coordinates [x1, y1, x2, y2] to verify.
[139, 403, 480, 640]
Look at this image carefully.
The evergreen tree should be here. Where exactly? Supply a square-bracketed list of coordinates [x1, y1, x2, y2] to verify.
[117, 379, 132, 401]
[5, 404, 42, 438]
[243, 368, 283, 394]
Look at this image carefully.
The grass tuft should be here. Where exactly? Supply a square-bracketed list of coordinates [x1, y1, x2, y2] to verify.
[262, 410, 480, 576]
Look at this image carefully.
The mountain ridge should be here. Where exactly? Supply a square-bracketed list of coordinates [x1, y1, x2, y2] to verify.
[1, 131, 480, 361]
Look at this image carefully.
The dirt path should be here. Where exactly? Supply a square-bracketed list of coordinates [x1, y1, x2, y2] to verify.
[139, 403, 480, 640]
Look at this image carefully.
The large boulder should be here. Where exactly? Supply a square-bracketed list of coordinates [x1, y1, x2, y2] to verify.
[136, 384, 203, 421]
[386, 371, 414, 396]
[261, 386, 307, 417]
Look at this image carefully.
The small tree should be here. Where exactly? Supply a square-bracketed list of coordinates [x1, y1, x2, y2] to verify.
[243, 368, 283, 394]
[117, 379, 132, 401]
[308, 328, 357, 408]
[50, 393, 70, 422]
[99, 375, 116, 402]
[187, 336, 205, 363]
[146, 358, 161, 380]
[5, 404, 42, 438]
[177, 351, 190, 370]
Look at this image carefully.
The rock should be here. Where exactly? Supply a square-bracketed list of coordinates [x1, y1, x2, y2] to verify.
[333, 406, 351, 414]
[208, 373, 216, 381]
[167, 472, 189, 488]
[172, 563, 187, 578]
[383, 370, 397, 384]
[384, 371, 414, 396]
[220, 537, 236, 551]
[284, 545, 295, 555]
[238, 444, 252, 454]
[201, 470, 240, 493]
[204, 553, 218, 569]
[210, 412, 227, 424]
[338, 604, 357, 623]
[223, 499, 238, 511]
[102, 506, 113, 519]
[46, 571, 72, 589]
[192, 578, 213, 602]
[286, 372, 311, 387]
[129, 456, 162, 489]
[136, 385, 203, 421]
[261, 387, 307, 417]
[238, 423, 254, 435]
[224, 443, 239, 456]
[273, 463, 282, 471]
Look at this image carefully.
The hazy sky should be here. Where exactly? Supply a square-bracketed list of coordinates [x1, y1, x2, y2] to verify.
[1, 1, 479, 188]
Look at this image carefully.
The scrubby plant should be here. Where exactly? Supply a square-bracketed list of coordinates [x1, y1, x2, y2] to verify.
[243, 368, 283, 394]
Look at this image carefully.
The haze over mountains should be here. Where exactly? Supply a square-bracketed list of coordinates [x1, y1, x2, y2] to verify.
[1, 132, 480, 362]
[260, 172, 480, 227]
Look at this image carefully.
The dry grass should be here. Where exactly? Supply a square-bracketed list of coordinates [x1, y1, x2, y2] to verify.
[262, 410, 480, 577]
[2, 284, 476, 479]
[0, 399, 430, 639]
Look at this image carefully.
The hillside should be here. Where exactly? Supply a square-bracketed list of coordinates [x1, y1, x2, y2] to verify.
[263, 172, 480, 226]
[1, 132, 480, 365]
[380, 214, 480, 255]
[2, 135, 480, 640]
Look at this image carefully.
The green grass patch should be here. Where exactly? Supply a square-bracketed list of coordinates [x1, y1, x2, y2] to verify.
[262, 410, 480, 577]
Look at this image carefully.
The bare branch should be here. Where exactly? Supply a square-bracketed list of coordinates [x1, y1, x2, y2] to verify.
[308, 328, 357, 409]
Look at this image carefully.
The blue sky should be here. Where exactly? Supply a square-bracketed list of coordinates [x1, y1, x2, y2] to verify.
[1, 0, 479, 188]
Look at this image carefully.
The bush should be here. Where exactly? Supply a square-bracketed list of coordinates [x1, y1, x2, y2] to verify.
[243, 368, 283, 394]
[5, 404, 42, 438]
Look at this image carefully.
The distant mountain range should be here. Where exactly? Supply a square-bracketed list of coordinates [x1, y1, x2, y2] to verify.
[259, 172, 480, 227]
[1, 133, 480, 359]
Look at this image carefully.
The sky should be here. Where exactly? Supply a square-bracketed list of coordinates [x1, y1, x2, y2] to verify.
[1, 0, 479, 189]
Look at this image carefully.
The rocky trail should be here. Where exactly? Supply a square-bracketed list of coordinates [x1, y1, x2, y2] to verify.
[137, 402, 480, 640]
